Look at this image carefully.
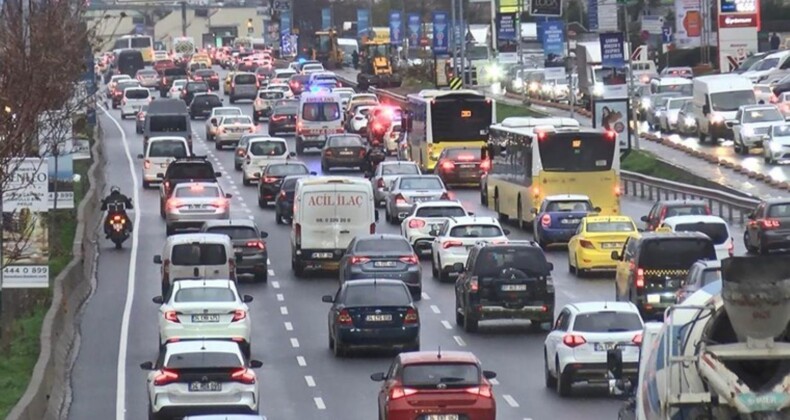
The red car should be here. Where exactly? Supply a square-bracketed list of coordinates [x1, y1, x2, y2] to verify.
[371, 351, 496, 420]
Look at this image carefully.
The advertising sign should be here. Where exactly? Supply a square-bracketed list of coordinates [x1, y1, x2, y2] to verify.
[599, 32, 628, 98]
[357, 9, 370, 38]
[390, 11, 402, 46]
[432, 11, 449, 54]
[2, 158, 49, 288]
[588, 0, 599, 31]
[597, 0, 618, 32]
[541, 20, 566, 80]
[280, 11, 292, 55]
[46, 154, 73, 209]
[530, 0, 562, 16]
[593, 99, 631, 151]
[497, 12, 518, 61]
[321, 8, 331, 30]
[717, 0, 760, 71]
[407, 13, 421, 49]
[720, 0, 758, 13]
[675, 0, 702, 49]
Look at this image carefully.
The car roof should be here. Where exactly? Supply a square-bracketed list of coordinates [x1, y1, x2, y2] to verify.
[447, 216, 499, 226]
[740, 104, 778, 111]
[173, 278, 237, 290]
[381, 161, 418, 167]
[566, 301, 639, 314]
[400, 350, 480, 365]
[544, 194, 590, 201]
[354, 234, 408, 242]
[183, 415, 267, 420]
[148, 136, 188, 143]
[248, 136, 286, 143]
[413, 200, 463, 208]
[166, 232, 231, 245]
[654, 76, 691, 84]
[658, 199, 707, 206]
[212, 107, 242, 113]
[165, 340, 241, 354]
[327, 133, 362, 139]
[202, 219, 258, 230]
[660, 215, 728, 226]
[584, 215, 634, 223]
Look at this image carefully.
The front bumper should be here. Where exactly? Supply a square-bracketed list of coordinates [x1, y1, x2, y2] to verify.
[270, 122, 295, 133]
[336, 325, 419, 347]
[439, 170, 484, 185]
[258, 183, 281, 200]
[385, 401, 494, 420]
[741, 134, 768, 147]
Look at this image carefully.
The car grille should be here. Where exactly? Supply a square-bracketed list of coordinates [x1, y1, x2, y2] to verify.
[753, 127, 770, 135]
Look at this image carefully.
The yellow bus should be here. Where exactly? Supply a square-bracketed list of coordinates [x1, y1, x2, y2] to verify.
[482, 117, 621, 227]
[404, 89, 495, 172]
[113, 35, 154, 64]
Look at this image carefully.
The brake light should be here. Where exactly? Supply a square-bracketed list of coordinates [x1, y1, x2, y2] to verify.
[325, 150, 333, 156]
[246, 240, 265, 250]
[231, 309, 247, 322]
[337, 309, 352, 325]
[166, 199, 182, 210]
[143, 159, 151, 170]
[480, 159, 491, 171]
[635, 267, 645, 288]
[579, 239, 594, 249]
[153, 369, 180, 386]
[762, 219, 781, 229]
[408, 219, 426, 229]
[359, 149, 366, 158]
[279, 190, 286, 199]
[164, 311, 180, 323]
[350, 256, 370, 265]
[370, 223, 376, 234]
[404, 308, 419, 323]
[562, 334, 587, 348]
[111, 215, 123, 222]
[263, 176, 277, 183]
[390, 386, 418, 400]
[255, 99, 263, 107]
[295, 223, 301, 246]
[231, 368, 256, 384]
[466, 384, 493, 398]
[632, 333, 643, 346]
[440, 160, 455, 171]
[469, 276, 478, 292]
[271, 115, 286, 122]
[541, 214, 551, 227]
[395, 194, 406, 205]
[442, 240, 464, 249]
[605, 130, 616, 141]
[399, 255, 419, 264]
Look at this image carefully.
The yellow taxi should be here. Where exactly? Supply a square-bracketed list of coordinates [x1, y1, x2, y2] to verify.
[191, 53, 212, 68]
[224, 71, 237, 95]
[567, 215, 639, 277]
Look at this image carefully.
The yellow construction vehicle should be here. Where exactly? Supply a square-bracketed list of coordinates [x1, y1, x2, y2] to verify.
[312, 30, 343, 69]
[355, 40, 402, 90]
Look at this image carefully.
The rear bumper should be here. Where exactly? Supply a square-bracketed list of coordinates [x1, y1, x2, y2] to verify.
[386, 403, 495, 420]
[473, 302, 554, 322]
[324, 156, 366, 168]
[563, 362, 639, 383]
[166, 212, 229, 228]
[236, 252, 267, 273]
[411, 236, 435, 254]
[347, 269, 421, 287]
[336, 326, 419, 346]
[438, 170, 484, 185]
[575, 248, 619, 270]
[762, 230, 790, 249]
[154, 402, 257, 417]
[296, 136, 327, 148]
[538, 228, 577, 243]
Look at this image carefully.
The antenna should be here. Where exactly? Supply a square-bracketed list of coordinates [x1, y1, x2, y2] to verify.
[437, 346, 442, 359]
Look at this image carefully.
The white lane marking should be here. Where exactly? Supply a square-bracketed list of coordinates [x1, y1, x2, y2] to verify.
[421, 292, 430, 300]
[276, 293, 284, 301]
[268, 258, 272, 264]
[280, 306, 288, 315]
[290, 338, 300, 348]
[284, 321, 293, 331]
[489, 378, 499, 385]
[430, 305, 441, 314]
[296, 356, 306, 366]
[268, 269, 275, 276]
[244, 208, 252, 214]
[503, 394, 520, 408]
[314, 397, 326, 410]
[248, 215, 255, 220]
[305, 375, 316, 387]
[441, 320, 452, 330]
[102, 105, 142, 420]
[272, 281, 280, 289]
[453, 335, 466, 347]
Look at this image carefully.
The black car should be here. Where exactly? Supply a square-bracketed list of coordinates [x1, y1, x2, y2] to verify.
[322, 279, 420, 357]
[181, 81, 209, 105]
[320, 134, 368, 172]
[288, 74, 310, 96]
[112, 80, 142, 108]
[159, 67, 188, 97]
[744, 198, 790, 253]
[189, 93, 223, 120]
[435, 146, 488, 186]
[338, 234, 422, 298]
[193, 68, 219, 91]
[268, 104, 297, 135]
[453, 241, 555, 332]
[200, 219, 269, 282]
[257, 162, 313, 208]
[275, 175, 310, 224]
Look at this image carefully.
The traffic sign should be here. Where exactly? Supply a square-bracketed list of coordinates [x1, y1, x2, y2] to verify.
[273, 0, 290, 11]
[449, 77, 462, 90]
[662, 27, 672, 44]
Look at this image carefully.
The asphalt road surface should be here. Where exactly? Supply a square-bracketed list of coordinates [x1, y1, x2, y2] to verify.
[68, 67, 750, 420]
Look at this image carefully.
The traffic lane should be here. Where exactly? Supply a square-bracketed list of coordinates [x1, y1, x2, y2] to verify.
[68, 110, 138, 420]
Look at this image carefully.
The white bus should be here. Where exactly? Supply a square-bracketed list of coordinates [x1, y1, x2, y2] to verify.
[112, 35, 154, 64]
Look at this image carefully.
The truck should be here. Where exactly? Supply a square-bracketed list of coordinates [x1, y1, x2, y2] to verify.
[608, 255, 790, 420]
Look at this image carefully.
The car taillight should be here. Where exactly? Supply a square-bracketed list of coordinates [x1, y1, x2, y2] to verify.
[166, 199, 181, 210]
[294, 223, 301, 246]
[153, 369, 179, 386]
[325, 150, 333, 157]
[143, 159, 151, 170]
[231, 368, 256, 384]
[635, 267, 645, 288]
[399, 255, 419, 264]
[541, 214, 551, 227]
[469, 276, 478, 291]
[762, 219, 781, 229]
[562, 334, 587, 348]
[632, 333, 643, 345]
[370, 223, 376, 234]
[211, 75, 219, 80]
[337, 309, 352, 325]
[480, 159, 491, 171]
[390, 386, 418, 400]
[231, 309, 247, 322]
[727, 238, 734, 256]
[111, 215, 124, 223]
[466, 384, 493, 398]
[404, 308, 419, 323]
[246, 240, 265, 250]
[278, 190, 287, 200]
[442, 240, 464, 249]
[408, 219, 425, 229]
[164, 311, 180, 323]
[579, 239, 594, 249]
[440, 160, 455, 171]
[350, 256, 370, 264]
[263, 176, 278, 183]
[395, 194, 406, 205]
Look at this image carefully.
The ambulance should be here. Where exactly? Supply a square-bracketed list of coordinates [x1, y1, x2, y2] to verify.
[295, 91, 344, 154]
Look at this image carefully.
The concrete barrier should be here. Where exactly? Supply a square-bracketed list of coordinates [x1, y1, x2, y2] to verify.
[7, 124, 106, 420]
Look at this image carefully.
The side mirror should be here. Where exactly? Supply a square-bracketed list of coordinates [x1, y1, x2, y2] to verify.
[260, 231, 269, 238]
[225, 193, 233, 199]
[152, 296, 164, 304]
[702, 104, 710, 115]
[547, 262, 554, 271]
[140, 361, 154, 370]
[310, 171, 317, 175]
[725, 120, 736, 129]
[322, 295, 334, 303]
[211, 119, 217, 126]
[137, 153, 144, 159]
[607, 348, 624, 379]
[290, 152, 296, 157]
[249, 359, 264, 368]
[759, 99, 766, 105]
[467, 211, 474, 216]
[375, 210, 380, 222]
[153, 255, 162, 264]
[503, 229, 511, 235]
[594, 207, 602, 212]
[452, 262, 465, 272]
[215, 171, 222, 177]
[370, 372, 386, 382]
[640, 215, 648, 222]
[483, 370, 497, 380]
[611, 251, 621, 260]
[243, 294, 254, 303]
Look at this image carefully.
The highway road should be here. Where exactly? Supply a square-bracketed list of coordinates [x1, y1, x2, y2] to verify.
[68, 67, 750, 420]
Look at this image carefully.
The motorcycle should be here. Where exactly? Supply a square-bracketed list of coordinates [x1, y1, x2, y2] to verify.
[365, 143, 387, 176]
[104, 202, 130, 249]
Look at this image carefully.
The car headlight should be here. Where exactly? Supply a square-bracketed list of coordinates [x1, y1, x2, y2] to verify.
[742, 126, 754, 136]
[685, 116, 695, 125]
[641, 98, 651, 109]
[770, 141, 783, 152]
[593, 83, 604, 96]
[529, 82, 539, 91]
[710, 113, 724, 124]
[486, 64, 502, 80]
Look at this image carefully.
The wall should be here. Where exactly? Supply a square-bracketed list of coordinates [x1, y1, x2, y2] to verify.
[154, 7, 265, 48]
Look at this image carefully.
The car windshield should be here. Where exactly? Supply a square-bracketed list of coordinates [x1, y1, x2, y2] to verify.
[640, 239, 715, 269]
[235, 74, 256, 84]
[328, 136, 363, 147]
[382, 164, 419, 175]
[302, 102, 341, 121]
[700, 268, 722, 286]
[402, 363, 480, 388]
[125, 89, 150, 99]
[415, 206, 466, 218]
[768, 203, 790, 217]
[773, 124, 790, 137]
[673, 222, 729, 244]
[342, 283, 411, 306]
[754, 57, 780, 70]
[743, 108, 783, 123]
[149, 140, 188, 158]
[249, 141, 286, 155]
[449, 225, 503, 238]
[171, 243, 227, 265]
[174, 287, 236, 303]
[572, 311, 643, 332]
[586, 221, 635, 233]
[710, 90, 756, 112]
[544, 200, 592, 212]
[173, 80, 187, 88]
[117, 82, 140, 91]
[445, 148, 482, 160]
[165, 352, 242, 369]
[656, 84, 692, 95]
[267, 164, 308, 176]
[174, 185, 220, 198]
[259, 91, 283, 99]
[399, 177, 443, 190]
[222, 117, 251, 125]
[664, 205, 709, 217]
[205, 226, 258, 240]
[354, 238, 412, 254]
[474, 247, 550, 276]
[668, 99, 689, 110]
[195, 95, 221, 105]
[187, 83, 208, 92]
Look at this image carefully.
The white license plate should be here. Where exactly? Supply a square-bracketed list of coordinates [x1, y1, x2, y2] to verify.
[339, 151, 353, 155]
[427, 415, 459, 420]
[560, 219, 579, 224]
[374, 261, 397, 267]
[602, 242, 623, 249]
[234, 247, 243, 253]
[191, 314, 220, 323]
[501, 284, 527, 292]
[459, 164, 475, 168]
[594, 342, 616, 351]
[647, 294, 661, 304]
[189, 381, 222, 392]
[366, 314, 393, 322]
[313, 252, 333, 259]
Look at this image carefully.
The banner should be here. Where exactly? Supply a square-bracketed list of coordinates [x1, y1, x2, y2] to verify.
[593, 99, 631, 151]
[588, 0, 598, 31]
[2, 158, 49, 288]
[716, 0, 760, 71]
[407, 13, 421, 49]
[280, 11, 292, 55]
[597, 0, 618, 32]
[599, 32, 628, 98]
[675, 0, 702, 48]
[530, 0, 562, 16]
[496, 12, 518, 61]
[321, 8, 331, 30]
[357, 9, 370, 39]
[390, 11, 402, 46]
[541, 20, 566, 80]
[432, 11, 449, 54]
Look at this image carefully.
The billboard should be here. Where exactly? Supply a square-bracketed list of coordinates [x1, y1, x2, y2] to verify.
[407, 13, 421, 49]
[432, 11, 449, 54]
[717, 0, 760, 72]
[497, 12, 518, 62]
[2, 158, 49, 288]
[675, 0, 702, 49]
[390, 11, 402, 46]
[280, 11, 292, 55]
[541, 20, 566, 80]
[357, 9, 370, 38]
[47, 154, 74, 209]
[593, 99, 631, 151]
[530, 0, 562, 16]
[599, 32, 628, 98]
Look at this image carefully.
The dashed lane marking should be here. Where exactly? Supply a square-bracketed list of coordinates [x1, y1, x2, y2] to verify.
[272, 281, 280, 289]
[244, 208, 252, 214]
[297, 356, 306, 366]
[290, 338, 300, 348]
[276, 293, 284, 301]
[453, 335, 466, 347]
[248, 215, 255, 220]
[421, 292, 430, 300]
[280, 306, 288, 315]
[430, 305, 441, 314]
[284, 322, 293, 331]
[314, 397, 326, 410]
[503, 395, 520, 408]
[490, 378, 499, 385]
[441, 320, 452, 330]
[268, 269, 275, 276]
[305, 375, 316, 387]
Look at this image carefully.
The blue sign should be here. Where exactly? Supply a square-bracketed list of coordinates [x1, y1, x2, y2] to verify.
[662, 27, 673, 44]
[357, 9, 370, 38]
[390, 11, 402, 46]
[280, 11, 292, 54]
[407, 13, 421, 49]
[134, 23, 144, 35]
[321, 8, 331, 30]
[432, 11, 449, 54]
[600, 32, 625, 68]
[542, 20, 565, 70]
[587, 0, 599, 31]
[497, 13, 517, 41]
[453, 19, 465, 46]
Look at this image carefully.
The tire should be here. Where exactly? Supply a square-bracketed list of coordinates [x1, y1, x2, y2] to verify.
[455, 300, 465, 326]
[544, 351, 557, 388]
[431, 257, 438, 278]
[759, 235, 770, 255]
[148, 405, 161, 420]
[215, 141, 222, 150]
[114, 240, 123, 249]
[240, 341, 251, 359]
[568, 256, 576, 274]
[142, 181, 151, 189]
[254, 267, 267, 282]
[517, 197, 525, 230]
[744, 231, 757, 254]
[235, 163, 241, 171]
[332, 334, 346, 357]
[258, 197, 266, 208]
[480, 184, 487, 205]
[321, 162, 329, 173]
[463, 306, 478, 332]
[556, 360, 572, 397]
[159, 202, 165, 219]
[243, 177, 251, 186]
[296, 139, 305, 155]
[165, 225, 174, 236]
[411, 288, 422, 301]
[268, 129, 275, 136]
[230, 97, 236, 104]
[275, 212, 283, 225]
[292, 255, 304, 278]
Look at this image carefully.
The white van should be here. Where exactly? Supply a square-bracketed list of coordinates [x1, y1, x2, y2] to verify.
[291, 177, 378, 276]
[153, 233, 237, 296]
[120, 87, 152, 119]
[241, 137, 294, 185]
[656, 215, 734, 261]
[742, 50, 790, 84]
[649, 76, 692, 96]
[692, 75, 755, 144]
[337, 38, 359, 66]
[137, 136, 190, 189]
[296, 92, 344, 154]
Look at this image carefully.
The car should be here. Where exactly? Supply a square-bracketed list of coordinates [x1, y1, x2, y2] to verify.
[288, 74, 310, 96]
[744, 198, 790, 253]
[201, 219, 269, 282]
[140, 340, 263, 419]
[107, 74, 131, 97]
[193, 68, 220, 90]
[112, 80, 142, 108]
[644, 92, 682, 130]
[346, 104, 374, 134]
[544, 302, 644, 397]
[168, 79, 188, 98]
[320, 134, 367, 172]
[223, 71, 237, 94]
[754, 83, 774, 104]
[533, 194, 597, 248]
[764, 123, 790, 164]
[273, 68, 297, 81]
[252, 89, 285, 121]
[181, 80, 209, 105]
[254, 66, 273, 85]
[266, 82, 293, 99]
[370, 161, 421, 207]
[640, 199, 711, 231]
[215, 115, 256, 150]
[675, 260, 722, 303]
[241, 137, 292, 185]
[307, 71, 338, 87]
[164, 182, 232, 235]
[657, 215, 734, 260]
[322, 279, 420, 357]
[567, 215, 639, 276]
[658, 96, 692, 132]
[346, 93, 379, 112]
[384, 175, 449, 224]
[229, 72, 259, 104]
[189, 92, 223, 120]
[233, 134, 262, 171]
[268, 102, 298, 136]
[120, 87, 152, 119]
[153, 279, 253, 354]
[135, 104, 149, 134]
[256, 162, 313, 208]
[777, 92, 790, 119]
[160, 67, 188, 97]
[301, 63, 324, 74]
[158, 157, 220, 218]
[431, 216, 510, 282]
[675, 99, 697, 135]
[434, 146, 490, 186]
[153, 233, 237, 297]
[274, 174, 310, 225]
[730, 104, 785, 155]
[136, 68, 160, 88]
[338, 234, 422, 297]
[205, 107, 244, 141]
[136, 136, 191, 189]
[371, 351, 497, 420]
[401, 200, 468, 255]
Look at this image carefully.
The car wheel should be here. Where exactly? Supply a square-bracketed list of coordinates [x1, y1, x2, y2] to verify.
[544, 351, 557, 388]
[292, 256, 304, 278]
[463, 306, 478, 332]
[556, 359, 572, 397]
[243, 177, 251, 186]
[240, 341, 251, 359]
[148, 404, 161, 420]
[230, 97, 236, 104]
[234, 163, 241, 171]
[455, 300, 464, 326]
[576, 256, 587, 278]
[332, 334, 346, 357]
[258, 197, 266, 208]
[567, 256, 576, 274]
[254, 267, 267, 282]
[215, 141, 222, 150]
[268, 129, 275, 136]
[431, 256, 438, 278]
[480, 185, 487, 205]
[321, 162, 329, 173]
[744, 231, 757, 254]
[295, 139, 305, 155]
[411, 288, 422, 301]
[142, 181, 151, 189]
[165, 225, 174, 236]
[328, 330, 334, 349]
[159, 202, 165, 219]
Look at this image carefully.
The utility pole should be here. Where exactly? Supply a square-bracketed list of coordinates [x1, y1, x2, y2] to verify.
[459, 0, 467, 87]
[181, 1, 187, 37]
[451, 0, 458, 76]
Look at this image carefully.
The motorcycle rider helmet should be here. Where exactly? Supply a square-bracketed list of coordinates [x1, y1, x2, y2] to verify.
[110, 185, 121, 195]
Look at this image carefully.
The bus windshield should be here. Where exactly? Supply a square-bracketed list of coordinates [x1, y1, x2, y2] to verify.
[431, 95, 492, 142]
[538, 132, 615, 172]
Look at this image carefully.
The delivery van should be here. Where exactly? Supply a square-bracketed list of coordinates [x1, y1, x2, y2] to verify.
[290, 177, 378, 276]
[693, 74, 755, 144]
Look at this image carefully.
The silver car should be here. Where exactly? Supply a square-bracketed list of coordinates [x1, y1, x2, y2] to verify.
[205, 106, 243, 142]
[215, 115, 256, 149]
[370, 161, 421, 206]
[164, 182, 232, 236]
[384, 175, 448, 224]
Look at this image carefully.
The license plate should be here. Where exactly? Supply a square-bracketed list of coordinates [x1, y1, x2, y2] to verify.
[191, 314, 220, 323]
[365, 314, 393, 322]
[339, 151, 353, 155]
[459, 164, 475, 169]
[560, 219, 579, 224]
[594, 342, 616, 351]
[647, 294, 661, 304]
[189, 381, 222, 392]
[501, 284, 527, 292]
[374, 261, 397, 267]
[427, 415, 459, 420]
[602, 242, 623, 249]
[234, 247, 243, 253]
[313, 252, 333, 259]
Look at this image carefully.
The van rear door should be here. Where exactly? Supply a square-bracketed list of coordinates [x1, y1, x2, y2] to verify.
[300, 186, 339, 250]
[334, 187, 372, 250]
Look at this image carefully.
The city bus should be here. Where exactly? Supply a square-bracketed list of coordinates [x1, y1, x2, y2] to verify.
[404, 89, 495, 172]
[482, 117, 621, 227]
[112, 35, 155, 64]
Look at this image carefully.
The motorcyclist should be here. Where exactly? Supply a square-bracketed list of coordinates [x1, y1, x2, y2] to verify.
[101, 186, 133, 238]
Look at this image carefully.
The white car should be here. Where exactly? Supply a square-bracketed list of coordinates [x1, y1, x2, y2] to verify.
[333, 87, 355, 109]
[241, 137, 292, 185]
[215, 115, 256, 149]
[301, 63, 325, 74]
[349, 105, 374, 133]
[658, 96, 692, 132]
[205, 107, 243, 142]
[731, 104, 785, 154]
[657, 215, 734, 261]
[764, 123, 790, 164]
[141, 340, 262, 419]
[155, 279, 253, 354]
[169, 79, 187, 98]
[430, 216, 509, 282]
[120, 87, 152, 119]
[274, 68, 297, 80]
[137, 136, 191, 189]
[164, 182, 232, 235]
[107, 74, 131, 96]
[401, 200, 469, 256]
[543, 301, 644, 397]
[252, 89, 285, 121]
[267, 82, 293, 99]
